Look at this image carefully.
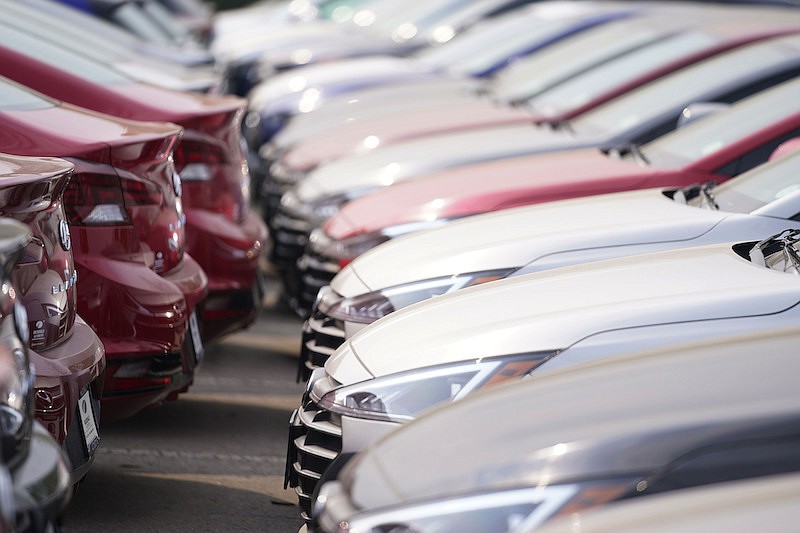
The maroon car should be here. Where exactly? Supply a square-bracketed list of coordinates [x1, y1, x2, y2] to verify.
[0, 23, 268, 343]
[0, 75, 209, 422]
[0, 153, 106, 485]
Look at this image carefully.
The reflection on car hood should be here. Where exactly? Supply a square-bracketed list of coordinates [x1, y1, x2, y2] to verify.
[344, 327, 800, 510]
[334, 186, 722, 294]
[329, 242, 800, 379]
[295, 124, 588, 200]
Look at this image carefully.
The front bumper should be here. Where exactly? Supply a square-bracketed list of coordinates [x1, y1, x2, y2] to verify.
[185, 208, 269, 342]
[31, 315, 105, 485]
[285, 370, 397, 526]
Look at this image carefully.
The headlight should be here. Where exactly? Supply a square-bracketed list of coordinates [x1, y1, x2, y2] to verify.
[317, 352, 556, 423]
[320, 479, 635, 533]
[320, 269, 517, 324]
[269, 160, 304, 186]
[309, 220, 449, 265]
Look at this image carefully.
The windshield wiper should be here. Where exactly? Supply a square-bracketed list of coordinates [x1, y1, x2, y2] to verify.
[749, 228, 800, 273]
[672, 180, 719, 208]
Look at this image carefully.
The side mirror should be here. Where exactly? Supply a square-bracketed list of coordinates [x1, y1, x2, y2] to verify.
[676, 102, 730, 129]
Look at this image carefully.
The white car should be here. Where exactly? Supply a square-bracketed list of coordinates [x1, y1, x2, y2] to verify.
[311, 325, 800, 532]
[286, 228, 800, 523]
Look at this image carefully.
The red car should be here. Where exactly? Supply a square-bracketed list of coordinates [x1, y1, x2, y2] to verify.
[0, 25, 268, 343]
[0, 153, 106, 485]
[0, 75, 209, 422]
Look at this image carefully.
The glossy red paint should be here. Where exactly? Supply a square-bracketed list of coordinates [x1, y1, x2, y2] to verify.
[0, 78, 208, 422]
[0, 44, 267, 342]
[0, 153, 105, 484]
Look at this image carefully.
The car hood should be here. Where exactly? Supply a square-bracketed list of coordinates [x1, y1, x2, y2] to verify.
[327, 242, 800, 380]
[284, 98, 538, 170]
[342, 327, 800, 510]
[326, 150, 670, 240]
[333, 184, 730, 294]
[295, 124, 592, 201]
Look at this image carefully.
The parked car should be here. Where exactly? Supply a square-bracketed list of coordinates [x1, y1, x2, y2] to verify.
[533, 473, 800, 533]
[312, 324, 800, 532]
[0, 22, 269, 343]
[287, 228, 800, 523]
[23, 0, 220, 75]
[243, 0, 643, 152]
[216, 0, 541, 96]
[278, 62, 800, 314]
[52, 0, 206, 49]
[0, 153, 106, 487]
[0, 75, 208, 422]
[0, 216, 72, 533]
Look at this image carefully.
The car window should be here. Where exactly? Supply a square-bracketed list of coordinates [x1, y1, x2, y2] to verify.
[490, 18, 677, 101]
[527, 31, 720, 118]
[0, 77, 56, 111]
[572, 36, 800, 139]
[642, 78, 800, 166]
[709, 150, 800, 213]
[0, 25, 130, 86]
[417, 14, 582, 76]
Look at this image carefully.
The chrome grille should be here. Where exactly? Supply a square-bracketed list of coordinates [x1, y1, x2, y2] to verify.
[287, 388, 343, 524]
[297, 249, 340, 315]
[298, 306, 345, 382]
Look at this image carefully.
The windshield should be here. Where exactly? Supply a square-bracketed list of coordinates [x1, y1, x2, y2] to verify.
[527, 31, 721, 119]
[0, 25, 130, 86]
[112, 2, 174, 45]
[694, 150, 800, 212]
[1, 0, 137, 62]
[0, 77, 56, 111]
[490, 17, 682, 102]
[642, 77, 800, 168]
[571, 36, 800, 140]
[417, 12, 593, 77]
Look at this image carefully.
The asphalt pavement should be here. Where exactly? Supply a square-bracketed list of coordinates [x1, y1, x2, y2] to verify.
[62, 274, 308, 532]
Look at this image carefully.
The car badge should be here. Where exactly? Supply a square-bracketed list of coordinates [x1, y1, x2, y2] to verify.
[172, 171, 183, 197]
[59, 219, 71, 251]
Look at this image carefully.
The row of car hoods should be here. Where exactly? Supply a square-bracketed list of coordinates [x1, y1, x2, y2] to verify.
[0, 0, 277, 529]
[207, 0, 800, 531]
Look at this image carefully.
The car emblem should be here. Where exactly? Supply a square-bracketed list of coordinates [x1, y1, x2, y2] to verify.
[59, 219, 71, 251]
[172, 171, 183, 197]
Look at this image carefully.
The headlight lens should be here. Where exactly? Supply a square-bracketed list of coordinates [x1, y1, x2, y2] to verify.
[282, 189, 380, 224]
[323, 480, 635, 533]
[320, 269, 516, 324]
[317, 352, 556, 423]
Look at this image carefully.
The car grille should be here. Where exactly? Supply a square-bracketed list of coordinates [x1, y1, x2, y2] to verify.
[287, 389, 342, 525]
[298, 302, 346, 382]
[297, 249, 340, 315]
